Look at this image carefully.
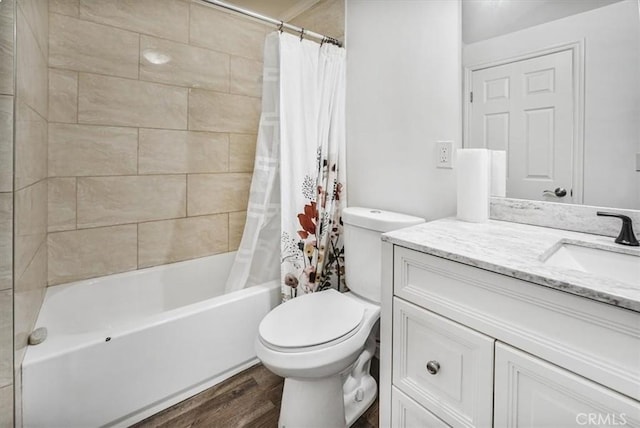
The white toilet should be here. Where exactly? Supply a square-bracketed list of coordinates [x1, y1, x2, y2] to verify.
[255, 207, 424, 428]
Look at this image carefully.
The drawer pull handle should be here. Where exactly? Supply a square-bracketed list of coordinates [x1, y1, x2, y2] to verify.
[426, 360, 440, 375]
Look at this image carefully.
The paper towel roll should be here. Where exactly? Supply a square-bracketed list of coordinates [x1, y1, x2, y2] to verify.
[490, 150, 507, 197]
[457, 149, 490, 223]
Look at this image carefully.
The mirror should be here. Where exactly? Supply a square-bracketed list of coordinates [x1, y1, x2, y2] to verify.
[462, 0, 640, 210]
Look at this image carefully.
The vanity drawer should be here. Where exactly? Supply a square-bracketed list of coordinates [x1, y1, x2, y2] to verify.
[392, 386, 450, 428]
[393, 246, 640, 400]
[392, 298, 495, 427]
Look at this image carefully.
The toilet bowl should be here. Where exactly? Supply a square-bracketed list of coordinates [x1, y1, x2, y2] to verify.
[256, 290, 380, 427]
[255, 207, 425, 427]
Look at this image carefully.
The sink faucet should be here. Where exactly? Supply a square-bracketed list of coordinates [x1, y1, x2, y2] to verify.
[596, 212, 639, 246]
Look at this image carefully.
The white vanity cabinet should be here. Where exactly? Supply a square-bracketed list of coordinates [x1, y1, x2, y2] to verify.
[494, 343, 639, 427]
[380, 244, 640, 428]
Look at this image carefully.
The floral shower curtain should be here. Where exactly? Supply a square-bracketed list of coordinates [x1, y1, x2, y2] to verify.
[225, 32, 347, 302]
[279, 33, 346, 301]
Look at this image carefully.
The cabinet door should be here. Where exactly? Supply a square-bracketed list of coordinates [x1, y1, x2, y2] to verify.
[494, 342, 640, 427]
[393, 298, 495, 427]
[393, 387, 451, 428]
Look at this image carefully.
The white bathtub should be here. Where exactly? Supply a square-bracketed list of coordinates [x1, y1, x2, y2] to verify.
[22, 252, 280, 427]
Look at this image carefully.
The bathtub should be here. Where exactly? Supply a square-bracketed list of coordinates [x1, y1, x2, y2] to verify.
[22, 252, 280, 427]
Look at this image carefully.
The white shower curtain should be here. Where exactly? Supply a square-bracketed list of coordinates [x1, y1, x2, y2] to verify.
[225, 32, 346, 302]
[225, 33, 281, 292]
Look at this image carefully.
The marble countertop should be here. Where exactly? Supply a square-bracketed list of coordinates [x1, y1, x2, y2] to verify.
[382, 218, 640, 312]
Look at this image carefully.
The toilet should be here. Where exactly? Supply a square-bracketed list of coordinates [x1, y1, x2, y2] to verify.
[255, 207, 425, 428]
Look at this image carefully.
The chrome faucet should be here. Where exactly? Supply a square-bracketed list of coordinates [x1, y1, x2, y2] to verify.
[596, 212, 639, 246]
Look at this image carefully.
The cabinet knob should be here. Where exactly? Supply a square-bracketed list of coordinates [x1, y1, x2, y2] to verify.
[426, 360, 440, 375]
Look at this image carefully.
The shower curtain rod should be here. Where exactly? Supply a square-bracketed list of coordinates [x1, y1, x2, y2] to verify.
[199, 0, 342, 47]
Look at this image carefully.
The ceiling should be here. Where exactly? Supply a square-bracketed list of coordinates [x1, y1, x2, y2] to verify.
[462, 0, 625, 44]
[222, 0, 320, 21]
[217, 0, 626, 44]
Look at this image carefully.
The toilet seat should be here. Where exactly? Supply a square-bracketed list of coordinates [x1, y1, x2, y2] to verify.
[259, 289, 365, 350]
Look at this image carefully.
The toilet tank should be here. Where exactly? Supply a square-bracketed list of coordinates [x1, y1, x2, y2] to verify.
[342, 207, 424, 303]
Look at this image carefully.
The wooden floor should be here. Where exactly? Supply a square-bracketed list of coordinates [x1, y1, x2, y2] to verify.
[134, 363, 379, 428]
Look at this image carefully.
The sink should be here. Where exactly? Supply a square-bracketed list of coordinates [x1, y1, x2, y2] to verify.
[543, 243, 640, 286]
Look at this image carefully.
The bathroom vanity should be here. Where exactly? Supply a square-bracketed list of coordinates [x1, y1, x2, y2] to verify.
[379, 218, 640, 427]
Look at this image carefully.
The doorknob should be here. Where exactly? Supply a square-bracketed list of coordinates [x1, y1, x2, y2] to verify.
[543, 187, 567, 197]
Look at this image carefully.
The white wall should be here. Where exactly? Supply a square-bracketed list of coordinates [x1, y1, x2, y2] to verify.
[345, 0, 462, 221]
[463, 0, 640, 210]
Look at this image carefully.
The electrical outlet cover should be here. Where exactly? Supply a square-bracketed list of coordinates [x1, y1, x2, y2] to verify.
[436, 141, 453, 169]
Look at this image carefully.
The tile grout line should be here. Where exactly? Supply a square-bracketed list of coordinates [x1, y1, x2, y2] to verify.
[187, 1, 192, 45]
[227, 133, 231, 173]
[186, 172, 190, 219]
[227, 212, 230, 252]
[137, 33, 140, 81]
[227, 50, 231, 94]
[183, 173, 187, 219]
[74, 69, 79, 124]
[136, 128, 140, 176]
[74, 176, 78, 231]
[136, 223, 139, 270]
[61, 210, 246, 231]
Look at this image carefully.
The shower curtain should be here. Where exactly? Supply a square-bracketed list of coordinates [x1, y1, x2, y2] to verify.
[225, 32, 347, 302]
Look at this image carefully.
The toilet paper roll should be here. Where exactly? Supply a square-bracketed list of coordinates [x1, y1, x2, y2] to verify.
[457, 149, 490, 223]
[490, 150, 507, 197]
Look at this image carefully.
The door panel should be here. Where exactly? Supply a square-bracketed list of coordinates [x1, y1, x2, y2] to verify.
[525, 107, 554, 178]
[470, 49, 574, 202]
[485, 113, 509, 150]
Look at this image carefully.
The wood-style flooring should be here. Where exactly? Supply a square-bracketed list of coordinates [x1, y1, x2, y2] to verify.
[133, 363, 379, 428]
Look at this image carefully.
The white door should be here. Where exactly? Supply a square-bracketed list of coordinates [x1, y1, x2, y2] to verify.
[469, 49, 575, 202]
[494, 342, 640, 427]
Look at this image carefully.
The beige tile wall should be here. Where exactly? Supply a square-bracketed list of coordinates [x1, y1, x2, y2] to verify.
[0, 96, 13, 193]
[48, 225, 137, 285]
[0, 383, 13, 428]
[0, 0, 15, 420]
[47, 1, 269, 285]
[0, 194, 13, 421]
[0, 195, 12, 293]
[0, 0, 15, 96]
[11, 0, 49, 424]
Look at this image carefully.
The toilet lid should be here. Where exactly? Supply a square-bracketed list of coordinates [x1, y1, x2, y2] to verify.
[259, 289, 365, 348]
